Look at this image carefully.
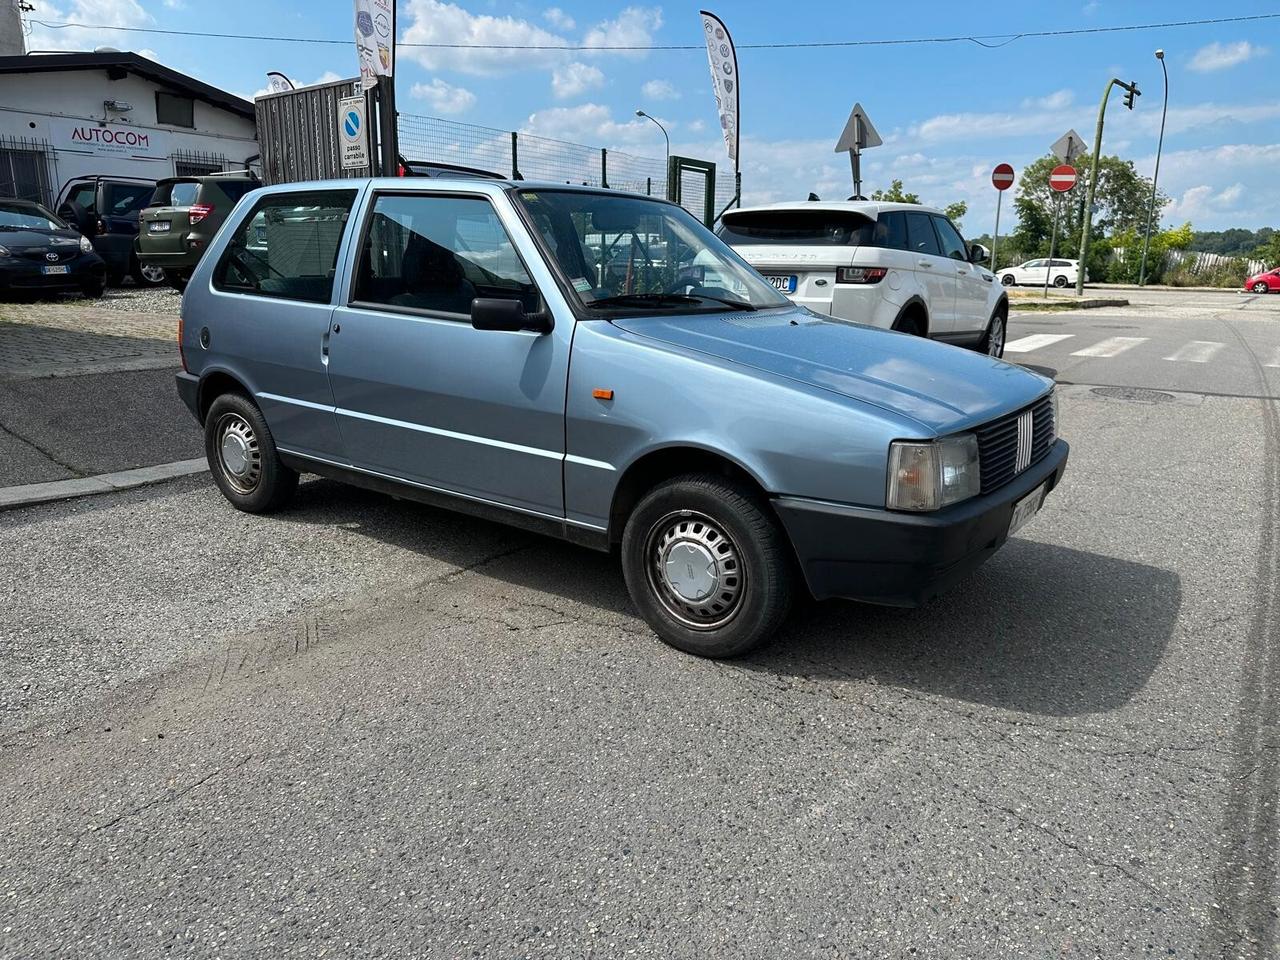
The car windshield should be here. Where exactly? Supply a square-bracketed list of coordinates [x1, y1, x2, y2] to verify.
[0, 202, 64, 231]
[515, 189, 789, 314]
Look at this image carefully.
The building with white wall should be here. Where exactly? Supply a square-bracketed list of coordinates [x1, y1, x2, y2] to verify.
[0, 51, 257, 206]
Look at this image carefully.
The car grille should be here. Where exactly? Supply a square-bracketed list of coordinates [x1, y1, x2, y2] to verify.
[17, 248, 76, 263]
[974, 392, 1056, 495]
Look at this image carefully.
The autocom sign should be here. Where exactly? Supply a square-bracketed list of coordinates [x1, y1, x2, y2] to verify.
[51, 119, 168, 159]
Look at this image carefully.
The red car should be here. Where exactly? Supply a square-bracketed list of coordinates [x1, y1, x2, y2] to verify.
[1245, 267, 1280, 293]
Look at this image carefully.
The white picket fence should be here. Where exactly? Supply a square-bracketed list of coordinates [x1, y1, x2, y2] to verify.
[1164, 249, 1266, 276]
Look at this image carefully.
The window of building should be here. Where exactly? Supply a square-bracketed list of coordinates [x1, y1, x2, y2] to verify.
[156, 92, 195, 128]
[352, 193, 538, 317]
[214, 190, 356, 303]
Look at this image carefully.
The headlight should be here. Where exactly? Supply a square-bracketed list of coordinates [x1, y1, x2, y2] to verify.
[887, 434, 981, 512]
[0, 244, 9, 258]
[79, 235, 94, 254]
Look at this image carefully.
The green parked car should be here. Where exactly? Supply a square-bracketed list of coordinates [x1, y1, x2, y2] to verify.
[137, 172, 258, 290]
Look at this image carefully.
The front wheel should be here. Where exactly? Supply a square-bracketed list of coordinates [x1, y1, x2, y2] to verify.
[1000, 274, 1015, 286]
[978, 308, 1007, 359]
[204, 393, 299, 513]
[1254, 282, 1270, 294]
[621, 474, 795, 658]
[80, 279, 105, 299]
[1053, 274, 1069, 288]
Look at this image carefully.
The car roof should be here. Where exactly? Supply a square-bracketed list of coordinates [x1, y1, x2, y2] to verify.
[251, 177, 684, 204]
[724, 199, 947, 220]
[65, 175, 156, 184]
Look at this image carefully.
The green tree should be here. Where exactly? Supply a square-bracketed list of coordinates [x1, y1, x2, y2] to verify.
[870, 180, 967, 227]
[1255, 231, 1280, 268]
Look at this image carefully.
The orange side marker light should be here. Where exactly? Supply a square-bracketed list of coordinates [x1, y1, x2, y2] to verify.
[592, 388, 614, 400]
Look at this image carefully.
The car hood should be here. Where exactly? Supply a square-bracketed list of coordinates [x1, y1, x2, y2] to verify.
[611, 307, 1051, 435]
[0, 227, 82, 249]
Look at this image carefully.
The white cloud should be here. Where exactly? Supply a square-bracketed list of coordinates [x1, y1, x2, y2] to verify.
[23, 0, 152, 52]
[1189, 41, 1267, 73]
[523, 103, 674, 148]
[1166, 183, 1248, 220]
[641, 79, 680, 101]
[161, 0, 184, 8]
[686, 118, 706, 133]
[400, 0, 568, 75]
[582, 6, 663, 58]
[551, 62, 604, 99]
[410, 78, 477, 114]
[1021, 89, 1074, 111]
[543, 7, 575, 31]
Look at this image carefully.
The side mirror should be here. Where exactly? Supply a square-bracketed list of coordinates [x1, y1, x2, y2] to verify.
[470, 298, 553, 334]
[968, 243, 990, 264]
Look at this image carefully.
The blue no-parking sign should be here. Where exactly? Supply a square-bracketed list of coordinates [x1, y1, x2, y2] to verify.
[338, 95, 370, 170]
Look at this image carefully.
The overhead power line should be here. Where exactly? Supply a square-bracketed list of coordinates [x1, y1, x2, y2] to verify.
[26, 12, 1280, 52]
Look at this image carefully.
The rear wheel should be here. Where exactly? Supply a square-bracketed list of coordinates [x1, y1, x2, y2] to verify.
[1254, 281, 1270, 294]
[621, 474, 794, 658]
[204, 393, 298, 513]
[132, 258, 166, 287]
[894, 308, 926, 338]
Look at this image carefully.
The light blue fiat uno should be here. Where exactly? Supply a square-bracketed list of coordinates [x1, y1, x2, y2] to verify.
[176, 179, 1067, 658]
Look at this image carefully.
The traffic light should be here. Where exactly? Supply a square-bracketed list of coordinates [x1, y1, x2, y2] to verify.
[1122, 81, 1141, 110]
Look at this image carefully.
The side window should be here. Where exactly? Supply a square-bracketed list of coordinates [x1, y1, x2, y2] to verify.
[352, 193, 538, 317]
[1025, 259, 1044, 269]
[214, 189, 355, 303]
[876, 211, 909, 251]
[932, 216, 967, 261]
[904, 211, 942, 257]
[64, 183, 94, 211]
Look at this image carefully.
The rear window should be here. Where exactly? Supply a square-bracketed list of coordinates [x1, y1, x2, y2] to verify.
[149, 180, 200, 207]
[718, 210, 876, 246]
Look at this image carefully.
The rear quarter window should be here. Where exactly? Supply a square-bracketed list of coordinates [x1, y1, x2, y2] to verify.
[718, 210, 877, 246]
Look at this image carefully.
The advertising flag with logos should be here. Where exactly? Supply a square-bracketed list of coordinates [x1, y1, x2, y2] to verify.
[354, 0, 395, 92]
[265, 72, 295, 94]
[698, 9, 739, 169]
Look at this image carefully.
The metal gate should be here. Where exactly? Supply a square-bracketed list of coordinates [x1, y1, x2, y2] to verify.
[667, 155, 717, 226]
[255, 77, 374, 185]
[0, 136, 55, 206]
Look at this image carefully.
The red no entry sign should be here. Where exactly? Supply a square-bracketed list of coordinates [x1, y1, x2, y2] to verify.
[992, 163, 1015, 190]
[1049, 164, 1078, 192]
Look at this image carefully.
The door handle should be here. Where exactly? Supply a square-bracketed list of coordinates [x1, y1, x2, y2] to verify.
[957, 267, 968, 275]
[917, 260, 933, 269]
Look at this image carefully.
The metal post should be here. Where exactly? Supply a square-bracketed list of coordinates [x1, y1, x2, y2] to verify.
[1077, 79, 1119, 296]
[646, 176, 651, 196]
[510, 131, 519, 180]
[850, 113, 863, 198]
[1138, 52, 1169, 286]
[991, 189, 1003, 273]
[601, 148, 608, 188]
[375, 75, 397, 176]
[1045, 194, 1063, 300]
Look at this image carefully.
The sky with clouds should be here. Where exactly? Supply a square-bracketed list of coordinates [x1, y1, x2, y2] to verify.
[19, 0, 1280, 235]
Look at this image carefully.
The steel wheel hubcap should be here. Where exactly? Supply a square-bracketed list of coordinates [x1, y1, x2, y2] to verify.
[645, 511, 744, 630]
[217, 413, 261, 494]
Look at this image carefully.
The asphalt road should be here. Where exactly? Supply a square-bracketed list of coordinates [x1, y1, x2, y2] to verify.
[1, 288, 1277, 958]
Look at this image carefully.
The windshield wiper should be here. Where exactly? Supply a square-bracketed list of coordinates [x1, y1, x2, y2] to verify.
[587, 292, 757, 312]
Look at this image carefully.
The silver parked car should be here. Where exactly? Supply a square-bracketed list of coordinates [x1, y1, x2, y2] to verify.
[176, 179, 1068, 658]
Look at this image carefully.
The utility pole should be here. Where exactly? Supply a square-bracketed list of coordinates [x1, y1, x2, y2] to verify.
[1076, 77, 1139, 296]
[1138, 50, 1169, 286]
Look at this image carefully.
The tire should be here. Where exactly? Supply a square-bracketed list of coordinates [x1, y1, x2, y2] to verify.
[894, 310, 925, 337]
[977, 306, 1007, 359]
[80, 279, 105, 299]
[1254, 282, 1270, 294]
[621, 473, 795, 658]
[164, 269, 189, 292]
[1000, 274, 1015, 286]
[204, 393, 299, 513]
[132, 258, 167, 287]
[1053, 274, 1069, 288]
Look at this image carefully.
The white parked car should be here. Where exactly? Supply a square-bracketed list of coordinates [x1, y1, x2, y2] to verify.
[998, 258, 1086, 289]
[716, 201, 1009, 357]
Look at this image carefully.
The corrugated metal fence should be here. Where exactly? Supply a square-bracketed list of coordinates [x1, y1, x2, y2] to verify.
[256, 77, 374, 185]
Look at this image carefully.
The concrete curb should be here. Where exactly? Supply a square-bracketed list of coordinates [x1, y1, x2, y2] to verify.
[1010, 297, 1130, 310]
[0, 458, 207, 511]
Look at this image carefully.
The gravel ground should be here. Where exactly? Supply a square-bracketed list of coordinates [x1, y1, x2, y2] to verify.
[7, 281, 182, 316]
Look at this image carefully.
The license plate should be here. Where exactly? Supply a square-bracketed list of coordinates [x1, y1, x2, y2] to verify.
[41, 265, 69, 275]
[765, 274, 797, 294]
[1009, 483, 1047, 536]
[148, 221, 171, 233]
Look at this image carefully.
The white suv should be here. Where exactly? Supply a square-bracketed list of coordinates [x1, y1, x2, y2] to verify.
[717, 201, 1008, 357]
[998, 258, 1085, 289]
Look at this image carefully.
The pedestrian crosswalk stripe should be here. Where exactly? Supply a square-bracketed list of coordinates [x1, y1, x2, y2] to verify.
[1070, 336, 1148, 358]
[1004, 334, 1075, 353]
[1164, 341, 1225, 363]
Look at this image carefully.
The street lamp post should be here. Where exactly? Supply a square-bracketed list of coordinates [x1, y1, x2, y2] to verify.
[1138, 49, 1169, 287]
[635, 108, 670, 172]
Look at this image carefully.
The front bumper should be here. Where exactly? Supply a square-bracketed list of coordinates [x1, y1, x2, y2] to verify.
[0, 255, 106, 291]
[774, 439, 1069, 606]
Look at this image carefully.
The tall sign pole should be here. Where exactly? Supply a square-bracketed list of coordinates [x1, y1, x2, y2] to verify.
[354, 0, 396, 174]
[834, 103, 881, 200]
[1077, 79, 1139, 295]
[991, 163, 1015, 271]
[1046, 164, 1078, 298]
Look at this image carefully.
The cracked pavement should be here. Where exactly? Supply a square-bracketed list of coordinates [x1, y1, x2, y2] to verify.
[1, 295, 1278, 958]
